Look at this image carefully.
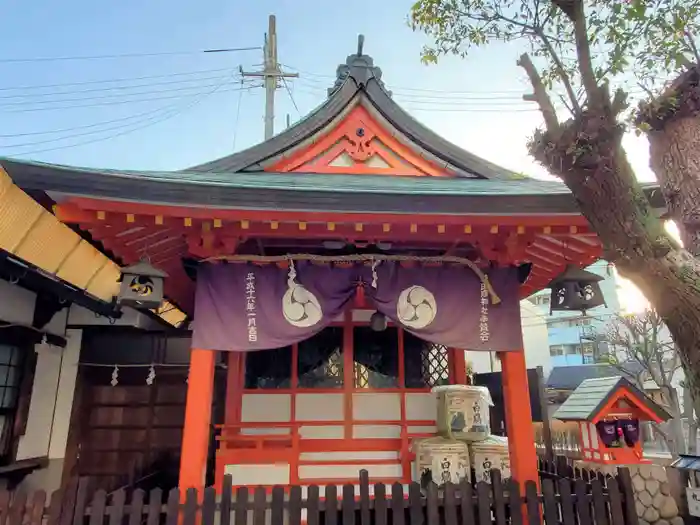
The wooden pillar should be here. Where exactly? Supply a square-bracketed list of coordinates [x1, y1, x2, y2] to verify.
[179, 348, 216, 490]
[499, 350, 539, 489]
[450, 348, 467, 384]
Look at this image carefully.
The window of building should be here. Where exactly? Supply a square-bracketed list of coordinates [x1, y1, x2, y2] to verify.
[244, 324, 445, 391]
[549, 321, 569, 329]
[298, 327, 344, 389]
[565, 344, 581, 355]
[549, 345, 564, 356]
[353, 327, 399, 389]
[404, 332, 450, 389]
[528, 295, 551, 307]
[0, 345, 24, 412]
[243, 346, 293, 389]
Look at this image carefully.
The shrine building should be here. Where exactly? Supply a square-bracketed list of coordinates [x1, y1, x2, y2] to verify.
[0, 39, 664, 494]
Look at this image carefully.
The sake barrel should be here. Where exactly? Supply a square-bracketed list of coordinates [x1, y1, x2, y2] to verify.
[412, 436, 471, 488]
[432, 384, 493, 441]
[470, 435, 511, 484]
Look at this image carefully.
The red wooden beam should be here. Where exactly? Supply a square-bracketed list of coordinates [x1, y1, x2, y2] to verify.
[61, 197, 593, 227]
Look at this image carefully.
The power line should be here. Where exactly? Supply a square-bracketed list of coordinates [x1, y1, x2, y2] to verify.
[0, 66, 241, 92]
[0, 105, 189, 138]
[232, 80, 246, 151]
[0, 77, 243, 107]
[0, 82, 258, 113]
[287, 65, 649, 104]
[2, 76, 241, 155]
[0, 47, 260, 64]
[0, 72, 239, 99]
[282, 77, 300, 116]
[1, 86, 255, 149]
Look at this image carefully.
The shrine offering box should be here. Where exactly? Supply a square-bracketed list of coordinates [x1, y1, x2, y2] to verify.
[433, 384, 493, 441]
[470, 435, 511, 484]
[412, 436, 471, 488]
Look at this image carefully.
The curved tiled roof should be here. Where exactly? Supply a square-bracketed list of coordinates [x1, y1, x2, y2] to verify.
[187, 43, 523, 180]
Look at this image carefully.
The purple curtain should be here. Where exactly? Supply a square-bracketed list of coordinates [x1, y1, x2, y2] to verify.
[365, 264, 522, 351]
[192, 262, 358, 351]
[622, 419, 640, 447]
[192, 261, 523, 353]
[596, 421, 622, 447]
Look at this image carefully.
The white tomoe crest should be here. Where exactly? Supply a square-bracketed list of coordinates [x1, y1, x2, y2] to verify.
[396, 285, 437, 329]
[281, 261, 323, 328]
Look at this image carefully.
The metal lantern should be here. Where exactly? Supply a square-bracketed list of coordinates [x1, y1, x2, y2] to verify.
[117, 261, 168, 309]
[549, 264, 606, 314]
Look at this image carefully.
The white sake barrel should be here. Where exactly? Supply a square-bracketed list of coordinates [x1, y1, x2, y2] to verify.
[432, 384, 493, 442]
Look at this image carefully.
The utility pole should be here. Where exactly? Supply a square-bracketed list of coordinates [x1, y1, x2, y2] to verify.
[241, 15, 299, 140]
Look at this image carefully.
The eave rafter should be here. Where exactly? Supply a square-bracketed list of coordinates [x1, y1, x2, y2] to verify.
[54, 197, 607, 308]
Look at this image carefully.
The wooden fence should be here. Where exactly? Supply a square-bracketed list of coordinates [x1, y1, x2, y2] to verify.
[537, 455, 609, 483]
[0, 468, 639, 525]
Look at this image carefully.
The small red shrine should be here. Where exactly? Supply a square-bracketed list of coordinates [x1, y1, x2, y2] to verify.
[553, 376, 671, 465]
[0, 38, 663, 493]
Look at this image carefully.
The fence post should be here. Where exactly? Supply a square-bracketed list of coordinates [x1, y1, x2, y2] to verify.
[616, 468, 640, 525]
[359, 470, 370, 525]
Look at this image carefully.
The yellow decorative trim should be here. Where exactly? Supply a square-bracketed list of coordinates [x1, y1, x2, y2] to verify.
[213, 219, 222, 228]
[97, 211, 106, 221]
[241, 220, 250, 230]
[490, 225, 499, 234]
[543, 226, 552, 234]
[155, 215, 164, 225]
[270, 221, 279, 230]
[437, 224, 445, 234]
[569, 225, 578, 234]
[410, 224, 418, 233]
[126, 213, 135, 223]
[327, 222, 335, 231]
[184, 218, 192, 227]
[382, 223, 391, 233]
[298, 222, 307, 231]
[464, 225, 472, 234]
[355, 223, 363, 232]
[517, 225, 525, 234]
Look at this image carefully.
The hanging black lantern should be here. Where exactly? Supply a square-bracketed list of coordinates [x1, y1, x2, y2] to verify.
[117, 261, 168, 309]
[370, 311, 387, 332]
[549, 264, 606, 314]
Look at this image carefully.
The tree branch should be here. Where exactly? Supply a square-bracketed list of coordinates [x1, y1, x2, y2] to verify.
[517, 53, 560, 132]
[685, 30, 700, 65]
[553, 0, 601, 106]
[535, 29, 581, 114]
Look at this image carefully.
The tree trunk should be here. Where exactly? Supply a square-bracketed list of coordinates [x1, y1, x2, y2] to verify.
[529, 106, 700, 429]
[663, 385, 685, 455]
[648, 115, 700, 256]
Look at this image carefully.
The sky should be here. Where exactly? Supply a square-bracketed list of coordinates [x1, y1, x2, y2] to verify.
[0, 0, 662, 309]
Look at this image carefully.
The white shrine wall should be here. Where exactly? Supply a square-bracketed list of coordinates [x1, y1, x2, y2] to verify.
[225, 388, 438, 488]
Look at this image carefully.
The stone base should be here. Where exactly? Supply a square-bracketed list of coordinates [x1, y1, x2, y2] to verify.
[574, 461, 683, 525]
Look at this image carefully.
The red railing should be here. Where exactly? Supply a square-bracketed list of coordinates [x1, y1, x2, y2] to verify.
[214, 419, 437, 488]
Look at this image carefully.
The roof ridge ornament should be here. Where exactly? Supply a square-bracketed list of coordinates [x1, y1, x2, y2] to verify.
[328, 35, 392, 97]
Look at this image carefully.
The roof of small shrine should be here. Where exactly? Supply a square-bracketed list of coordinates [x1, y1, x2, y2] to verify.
[553, 376, 670, 423]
